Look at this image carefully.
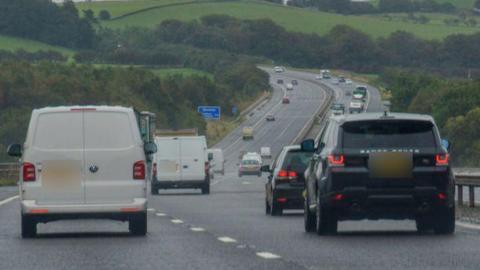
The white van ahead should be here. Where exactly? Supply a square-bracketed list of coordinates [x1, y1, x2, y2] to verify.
[207, 148, 225, 175]
[152, 136, 210, 195]
[7, 106, 157, 238]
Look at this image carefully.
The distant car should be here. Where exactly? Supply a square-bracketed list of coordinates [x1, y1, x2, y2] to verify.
[242, 126, 254, 140]
[260, 147, 272, 159]
[264, 145, 313, 216]
[345, 79, 353, 85]
[332, 79, 339, 85]
[291, 80, 298, 86]
[239, 153, 262, 177]
[338, 76, 346, 83]
[274, 66, 284, 73]
[302, 113, 455, 235]
[315, 75, 322, 80]
[282, 97, 290, 104]
[286, 83, 294, 90]
[207, 148, 225, 176]
[349, 101, 364, 114]
[330, 103, 345, 115]
[353, 85, 368, 100]
[277, 79, 284, 84]
[266, 114, 275, 121]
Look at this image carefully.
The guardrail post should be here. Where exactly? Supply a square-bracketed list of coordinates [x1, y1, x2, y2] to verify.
[458, 185, 463, 206]
[469, 186, 475, 208]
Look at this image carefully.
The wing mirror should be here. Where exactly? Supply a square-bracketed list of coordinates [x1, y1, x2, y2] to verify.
[144, 142, 157, 155]
[208, 153, 214, 161]
[261, 165, 271, 173]
[7, 144, 22, 157]
[300, 139, 316, 152]
[441, 139, 450, 151]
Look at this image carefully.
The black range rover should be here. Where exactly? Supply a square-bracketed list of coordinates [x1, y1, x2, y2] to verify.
[302, 112, 455, 235]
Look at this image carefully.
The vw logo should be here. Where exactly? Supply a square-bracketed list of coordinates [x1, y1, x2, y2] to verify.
[89, 165, 99, 173]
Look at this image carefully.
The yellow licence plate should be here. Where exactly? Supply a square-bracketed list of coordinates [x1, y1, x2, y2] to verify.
[368, 152, 413, 179]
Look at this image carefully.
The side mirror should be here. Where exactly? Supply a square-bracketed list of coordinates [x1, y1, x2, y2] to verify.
[7, 144, 22, 157]
[144, 142, 157, 155]
[208, 153, 214, 161]
[441, 139, 450, 151]
[261, 165, 271, 172]
[301, 139, 316, 152]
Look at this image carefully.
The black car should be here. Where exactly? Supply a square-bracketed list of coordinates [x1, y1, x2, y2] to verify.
[291, 80, 298, 86]
[277, 79, 284, 84]
[302, 112, 455, 235]
[263, 145, 313, 216]
[338, 76, 346, 83]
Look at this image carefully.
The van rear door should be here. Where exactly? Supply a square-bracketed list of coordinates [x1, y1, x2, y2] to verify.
[84, 110, 145, 204]
[28, 111, 85, 205]
[180, 137, 206, 181]
[156, 138, 180, 182]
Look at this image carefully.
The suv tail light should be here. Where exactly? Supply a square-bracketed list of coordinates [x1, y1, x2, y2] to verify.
[328, 154, 345, 167]
[153, 162, 157, 178]
[133, 161, 145, 180]
[277, 169, 297, 181]
[23, 162, 36, 182]
[435, 154, 449, 166]
[205, 162, 210, 176]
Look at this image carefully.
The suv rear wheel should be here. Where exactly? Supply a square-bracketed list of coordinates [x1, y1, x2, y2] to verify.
[129, 212, 147, 236]
[21, 215, 37, 238]
[201, 177, 210, 195]
[433, 206, 455, 235]
[270, 196, 283, 216]
[265, 198, 271, 215]
[304, 192, 316, 232]
[316, 192, 337, 235]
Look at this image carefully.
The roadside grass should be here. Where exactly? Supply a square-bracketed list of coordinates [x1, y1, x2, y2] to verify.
[98, 0, 479, 39]
[369, 0, 475, 9]
[149, 67, 213, 80]
[0, 35, 74, 56]
[0, 178, 16, 187]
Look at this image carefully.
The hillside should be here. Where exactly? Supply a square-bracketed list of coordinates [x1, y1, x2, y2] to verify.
[92, 1, 479, 39]
[0, 35, 74, 56]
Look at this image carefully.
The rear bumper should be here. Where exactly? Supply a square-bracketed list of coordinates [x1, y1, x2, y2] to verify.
[21, 198, 147, 216]
[152, 179, 206, 189]
[274, 185, 304, 209]
[239, 170, 261, 175]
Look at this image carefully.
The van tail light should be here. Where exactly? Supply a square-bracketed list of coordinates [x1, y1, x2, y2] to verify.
[277, 170, 297, 181]
[205, 162, 209, 176]
[435, 154, 449, 166]
[328, 154, 345, 167]
[23, 162, 36, 182]
[153, 162, 157, 178]
[133, 161, 145, 180]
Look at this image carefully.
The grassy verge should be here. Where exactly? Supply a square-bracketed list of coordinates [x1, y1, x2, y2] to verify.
[149, 67, 213, 79]
[97, 0, 479, 39]
[0, 178, 17, 187]
[0, 35, 75, 56]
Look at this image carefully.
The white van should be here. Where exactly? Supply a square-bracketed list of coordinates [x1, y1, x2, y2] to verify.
[260, 147, 272, 159]
[7, 106, 156, 238]
[207, 148, 225, 175]
[152, 136, 210, 195]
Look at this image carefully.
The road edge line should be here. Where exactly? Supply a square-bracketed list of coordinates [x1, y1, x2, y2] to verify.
[0, 195, 19, 207]
[456, 221, 480, 230]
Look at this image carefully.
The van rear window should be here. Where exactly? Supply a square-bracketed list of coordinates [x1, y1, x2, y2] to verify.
[281, 151, 312, 171]
[342, 120, 436, 148]
[85, 112, 134, 149]
[33, 112, 83, 149]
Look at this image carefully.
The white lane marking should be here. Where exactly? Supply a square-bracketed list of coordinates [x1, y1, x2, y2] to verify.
[217, 236, 237, 243]
[242, 181, 251, 185]
[190, 227, 206, 232]
[456, 221, 480, 230]
[147, 208, 155, 212]
[0, 195, 19, 207]
[171, 219, 184, 224]
[256, 252, 282, 259]
[155, 213, 166, 217]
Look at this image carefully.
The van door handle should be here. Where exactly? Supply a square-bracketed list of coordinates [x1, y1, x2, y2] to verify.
[183, 165, 188, 169]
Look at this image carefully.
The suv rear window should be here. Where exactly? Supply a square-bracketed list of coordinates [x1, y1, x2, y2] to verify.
[342, 120, 436, 148]
[282, 151, 313, 172]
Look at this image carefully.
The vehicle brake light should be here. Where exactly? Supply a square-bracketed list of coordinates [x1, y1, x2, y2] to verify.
[328, 154, 345, 166]
[153, 162, 157, 178]
[205, 162, 210, 176]
[23, 162, 36, 182]
[288, 171, 297, 178]
[277, 198, 287, 203]
[277, 170, 297, 181]
[333, 194, 344, 201]
[438, 192, 446, 200]
[70, 108, 96, 112]
[435, 154, 449, 166]
[277, 170, 288, 178]
[133, 161, 145, 180]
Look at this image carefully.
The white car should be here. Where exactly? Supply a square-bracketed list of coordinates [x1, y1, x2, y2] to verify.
[207, 148, 225, 175]
[8, 106, 156, 237]
[153, 136, 210, 194]
[345, 79, 353, 85]
[349, 101, 364, 114]
[273, 66, 284, 73]
[239, 152, 262, 177]
[315, 75, 322, 80]
[260, 147, 272, 159]
[286, 83, 294, 90]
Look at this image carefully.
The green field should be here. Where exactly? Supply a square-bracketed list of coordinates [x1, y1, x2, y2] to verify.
[0, 35, 74, 56]
[370, 0, 475, 9]
[97, 1, 479, 39]
[149, 67, 213, 79]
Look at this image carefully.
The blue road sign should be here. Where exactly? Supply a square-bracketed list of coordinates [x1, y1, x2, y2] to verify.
[232, 106, 238, 115]
[198, 106, 221, 120]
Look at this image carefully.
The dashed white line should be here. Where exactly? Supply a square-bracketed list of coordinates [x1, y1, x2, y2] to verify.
[190, 227, 206, 232]
[147, 208, 155, 212]
[217, 236, 237, 243]
[155, 213, 166, 217]
[256, 252, 282, 259]
[171, 219, 184, 224]
[0, 195, 19, 207]
[242, 181, 251, 185]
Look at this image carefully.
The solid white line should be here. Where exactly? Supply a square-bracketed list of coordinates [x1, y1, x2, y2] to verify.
[217, 236, 237, 243]
[456, 221, 480, 230]
[171, 219, 184, 224]
[256, 252, 282, 259]
[190, 227, 206, 232]
[147, 208, 155, 212]
[155, 213, 166, 217]
[241, 181, 251, 185]
[0, 195, 19, 207]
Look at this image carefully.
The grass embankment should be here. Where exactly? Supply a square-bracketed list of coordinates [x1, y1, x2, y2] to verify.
[0, 178, 16, 187]
[0, 35, 74, 56]
[92, 0, 479, 39]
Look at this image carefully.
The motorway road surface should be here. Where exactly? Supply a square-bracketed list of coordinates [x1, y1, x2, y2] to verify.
[1, 69, 480, 270]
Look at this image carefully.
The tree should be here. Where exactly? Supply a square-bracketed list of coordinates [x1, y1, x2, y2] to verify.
[98, 10, 111, 20]
[475, 0, 480, 9]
